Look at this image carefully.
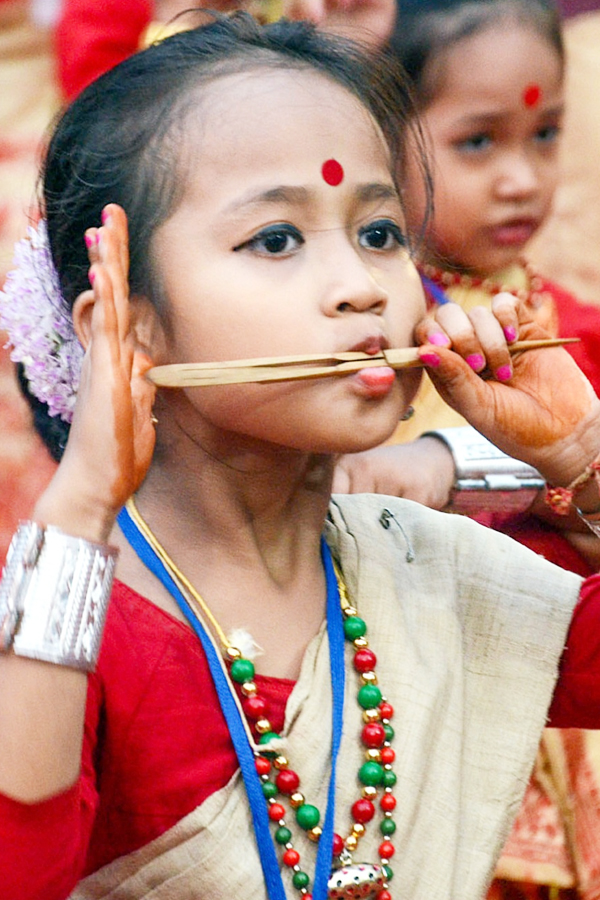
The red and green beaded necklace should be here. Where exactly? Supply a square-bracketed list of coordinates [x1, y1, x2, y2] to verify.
[122, 498, 397, 900]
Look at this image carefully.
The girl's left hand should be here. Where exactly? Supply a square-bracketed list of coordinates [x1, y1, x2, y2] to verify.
[416, 294, 600, 488]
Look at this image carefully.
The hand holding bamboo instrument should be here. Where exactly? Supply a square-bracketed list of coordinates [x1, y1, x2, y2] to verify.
[147, 337, 579, 388]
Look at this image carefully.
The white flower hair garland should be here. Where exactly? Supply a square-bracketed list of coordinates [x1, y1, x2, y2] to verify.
[0, 221, 83, 423]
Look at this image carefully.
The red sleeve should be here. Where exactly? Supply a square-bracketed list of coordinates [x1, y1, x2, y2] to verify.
[0, 672, 102, 900]
[546, 277, 600, 397]
[55, 0, 153, 100]
[548, 573, 600, 727]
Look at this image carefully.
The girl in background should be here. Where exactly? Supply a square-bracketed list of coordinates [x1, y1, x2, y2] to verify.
[336, 1, 600, 896]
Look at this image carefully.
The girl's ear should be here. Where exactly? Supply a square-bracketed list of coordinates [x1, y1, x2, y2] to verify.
[71, 288, 96, 351]
[72, 291, 167, 360]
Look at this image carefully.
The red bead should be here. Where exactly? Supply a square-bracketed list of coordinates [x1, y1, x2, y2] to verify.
[379, 840, 395, 860]
[255, 757, 271, 776]
[282, 848, 300, 867]
[352, 798, 376, 823]
[276, 769, 300, 794]
[381, 747, 396, 764]
[353, 648, 377, 673]
[269, 803, 286, 821]
[243, 695, 269, 720]
[380, 793, 397, 812]
[379, 702, 394, 720]
[332, 833, 345, 857]
[377, 891, 392, 900]
[362, 722, 386, 748]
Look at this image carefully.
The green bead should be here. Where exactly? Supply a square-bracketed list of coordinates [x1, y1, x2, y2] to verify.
[383, 724, 395, 741]
[261, 781, 278, 800]
[230, 658, 255, 683]
[380, 818, 397, 836]
[343, 616, 367, 641]
[358, 761, 384, 786]
[382, 769, 397, 788]
[295, 803, 320, 830]
[258, 732, 281, 758]
[292, 871, 310, 890]
[384, 865, 394, 882]
[275, 826, 292, 845]
[357, 684, 382, 710]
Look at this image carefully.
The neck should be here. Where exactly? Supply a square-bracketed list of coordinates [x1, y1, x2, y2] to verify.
[113, 415, 335, 678]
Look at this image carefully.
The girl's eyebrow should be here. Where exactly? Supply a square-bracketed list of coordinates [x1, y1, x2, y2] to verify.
[225, 182, 399, 214]
[454, 102, 565, 131]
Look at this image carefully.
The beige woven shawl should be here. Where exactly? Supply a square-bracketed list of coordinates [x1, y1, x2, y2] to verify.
[71, 494, 582, 900]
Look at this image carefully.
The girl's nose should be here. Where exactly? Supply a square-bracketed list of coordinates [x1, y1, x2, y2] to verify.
[322, 245, 389, 317]
[495, 152, 539, 200]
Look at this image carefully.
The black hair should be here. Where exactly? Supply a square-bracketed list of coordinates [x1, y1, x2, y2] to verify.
[387, 0, 563, 107]
[25, 10, 430, 461]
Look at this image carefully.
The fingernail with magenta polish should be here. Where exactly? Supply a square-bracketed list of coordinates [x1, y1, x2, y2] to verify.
[85, 233, 94, 249]
[420, 351, 441, 367]
[466, 354, 485, 371]
[88, 270, 96, 286]
[503, 326, 517, 342]
[496, 364, 512, 382]
[429, 332, 450, 347]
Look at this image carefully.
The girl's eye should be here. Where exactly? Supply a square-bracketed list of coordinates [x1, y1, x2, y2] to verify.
[457, 133, 492, 153]
[535, 124, 560, 145]
[234, 224, 304, 255]
[358, 219, 406, 251]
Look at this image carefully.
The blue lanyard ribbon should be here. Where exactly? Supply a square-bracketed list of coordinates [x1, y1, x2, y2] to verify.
[420, 273, 452, 306]
[118, 506, 346, 900]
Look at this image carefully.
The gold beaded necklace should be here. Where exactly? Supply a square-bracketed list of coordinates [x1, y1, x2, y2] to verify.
[124, 497, 398, 900]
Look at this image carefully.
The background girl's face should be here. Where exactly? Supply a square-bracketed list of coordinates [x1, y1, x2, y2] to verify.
[150, 68, 425, 455]
[405, 23, 564, 276]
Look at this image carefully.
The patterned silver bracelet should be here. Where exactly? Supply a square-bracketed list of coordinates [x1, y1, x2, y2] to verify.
[0, 522, 117, 671]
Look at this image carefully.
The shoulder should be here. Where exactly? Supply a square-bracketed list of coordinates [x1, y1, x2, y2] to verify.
[326, 493, 581, 632]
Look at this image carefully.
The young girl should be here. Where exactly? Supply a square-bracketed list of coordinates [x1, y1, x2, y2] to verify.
[2, 12, 600, 900]
[334, 0, 600, 896]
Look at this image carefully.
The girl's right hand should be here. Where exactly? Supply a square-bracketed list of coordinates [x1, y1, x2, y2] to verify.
[33, 205, 157, 543]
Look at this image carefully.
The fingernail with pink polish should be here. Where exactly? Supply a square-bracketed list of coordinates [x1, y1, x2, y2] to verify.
[466, 353, 485, 371]
[503, 326, 517, 342]
[101, 208, 111, 225]
[420, 351, 441, 367]
[429, 332, 450, 347]
[88, 269, 96, 285]
[496, 364, 512, 382]
[85, 233, 94, 249]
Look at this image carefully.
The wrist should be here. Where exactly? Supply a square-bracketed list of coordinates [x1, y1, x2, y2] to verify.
[422, 426, 545, 516]
[0, 522, 117, 671]
[33, 471, 122, 545]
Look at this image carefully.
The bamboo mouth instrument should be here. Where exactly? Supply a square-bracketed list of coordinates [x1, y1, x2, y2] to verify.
[147, 337, 579, 388]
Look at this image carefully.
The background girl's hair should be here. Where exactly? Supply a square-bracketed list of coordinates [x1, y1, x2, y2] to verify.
[387, 0, 563, 106]
[31, 10, 430, 460]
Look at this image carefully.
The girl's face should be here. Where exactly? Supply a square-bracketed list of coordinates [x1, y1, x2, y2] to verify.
[405, 24, 564, 276]
[151, 69, 424, 456]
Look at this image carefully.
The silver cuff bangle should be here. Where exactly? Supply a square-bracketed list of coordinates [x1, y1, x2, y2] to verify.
[0, 522, 117, 671]
[422, 426, 546, 516]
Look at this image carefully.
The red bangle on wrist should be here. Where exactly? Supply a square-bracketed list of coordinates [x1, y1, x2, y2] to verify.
[545, 457, 600, 516]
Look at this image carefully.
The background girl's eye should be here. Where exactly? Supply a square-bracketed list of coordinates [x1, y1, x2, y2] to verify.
[234, 224, 304, 255]
[359, 220, 406, 251]
[535, 124, 560, 145]
[457, 133, 492, 153]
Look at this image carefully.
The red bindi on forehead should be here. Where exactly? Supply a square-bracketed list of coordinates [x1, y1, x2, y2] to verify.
[321, 159, 344, 186]
[522, 84, 542, 108]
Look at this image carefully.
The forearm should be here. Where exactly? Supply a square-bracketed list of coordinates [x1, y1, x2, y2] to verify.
[0, 491, 117, 802]
[0, 654, 87, 802]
